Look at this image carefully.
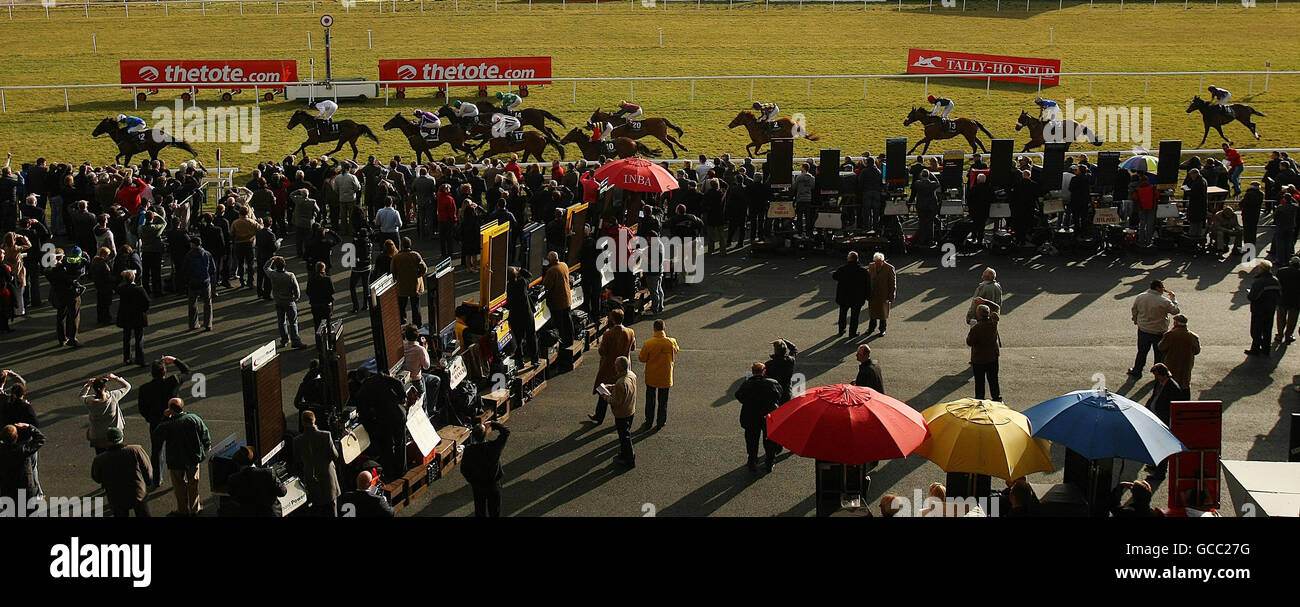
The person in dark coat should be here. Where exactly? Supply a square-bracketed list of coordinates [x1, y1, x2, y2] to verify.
[1246, 260, 1283, 355]
[354, 367, 408, 480]
[1272, 190, 1298, 262]
[1183, 169, 1209, 239]
[1240, 181, 1263, 246]
[293, 410, 340, 518]
[338, 470, 394, 518]
[506, 267, 539, 367]
[1275, 256, 1300, 344]
[1144, 363, 1189, 478]
[136, 355, 188, 488]
[226, 445, 287, 517]
[90, 427, 152, 517]
[736, 362, 784, 473]
[764, 339, 797, 403]
[967, 173, 993, 243]
[1068, 164, 1092, 233]
[47, 247, 87, 347]
[832, 251, 871, 337]
[460, 421, 510, 518]
[115, 270, 150, 366]
[1110, 480, 1163, 518]
[1010, 172, 1040, 245]
[305, 261, 334, 333]
[852, 345, 883, 392]
[0, 423, 44, 500]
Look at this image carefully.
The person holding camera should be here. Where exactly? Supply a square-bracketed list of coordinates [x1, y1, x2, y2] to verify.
[460, 421, 511, 518]
[1128, 280, 1179, 376]
[46, 246, 87, 347]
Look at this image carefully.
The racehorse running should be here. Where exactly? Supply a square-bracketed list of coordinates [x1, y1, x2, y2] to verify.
[590, 109, 688, 159]
[902, 107, 994, 155]
[287, 110, 379, 160]
[558, 128, 661, 160]
[469, 130, 565, 163]
[1014, 111, 1103, 152]
[382, 113, 478, 163]
[92, 118, 197, 165]
[1186, 95, 1264, 147]
[727, 110, 818, 158]
[473, 101, 566, 140]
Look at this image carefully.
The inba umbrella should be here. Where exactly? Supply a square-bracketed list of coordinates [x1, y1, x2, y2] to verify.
[766, 384, 929, 465]
[592, 157, 679, 193]
[914, 399, 1054, 480]
[1022, 389, 1186, 465]
[1120, 155, 1159, 173]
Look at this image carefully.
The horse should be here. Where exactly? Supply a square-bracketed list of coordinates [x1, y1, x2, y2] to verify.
[902, 107, 994, 155]
[382, 114, 479, 164]
[287, 110, 379, 160]
[469, 130, 565, 163]
[726, 110, 819, 158]
[558, 128, 661, 160]
[590, 109, 687, 159]
[473, 101, 566, 140]
[1186, 95, 1264, 146]
[437, 105, 492, 141]
[1014, 110, 1103, 152]
[91, 118, 197, 165]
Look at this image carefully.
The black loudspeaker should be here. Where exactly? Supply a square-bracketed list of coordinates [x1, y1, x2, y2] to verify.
[1096, 150, 1120, 189]
[817, 149, 841, 191]
[946, 471, 992, 500]
[1290, 410, 1300, 462]
[885, 137, 907, 188]
[767, 138, 794, 186]
[989, 139, 1015, 190]
[940, 151, 963, 191]
[1156, 139, 1182, 187]
[1063, 448, 1116, 517]
[1042, 143, 1069, 192]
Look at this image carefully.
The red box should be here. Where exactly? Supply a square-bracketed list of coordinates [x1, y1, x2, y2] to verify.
[906, 49, 1060, 86]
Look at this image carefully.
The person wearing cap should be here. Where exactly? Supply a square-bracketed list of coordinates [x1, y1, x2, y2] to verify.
[1241, 181, 1264, 247]
[1246, 260, 1282, 356]
[926, 95, 955, 120]
[460, 420, 511, 517]
[182, 236, 217, 332]
[1144, 363, 1188, 478]
[1158, 315, 1201, 391]
[764, 339, 798, 403]
[1274, 256, 1300, 344]
[1128, 280, 1178, 376]
[1110, 479, 1163, 518]
[91, 427, 153, 517]
[45, 246, 87, 347]
[227, 445, 287, 517]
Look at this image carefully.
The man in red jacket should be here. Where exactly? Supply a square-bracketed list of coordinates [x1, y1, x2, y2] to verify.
[1222, 143, 1244, 197]
[580, 171, 599, 205]
[115, 176, 147, 217]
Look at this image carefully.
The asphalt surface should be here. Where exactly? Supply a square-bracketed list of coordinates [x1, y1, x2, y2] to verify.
[5, 223, 1296, 517]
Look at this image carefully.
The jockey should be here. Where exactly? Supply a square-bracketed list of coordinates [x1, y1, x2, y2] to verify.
[413, 109, 442, 136]
[612, 100, 643, 121]
[588, 120, 614, 142]
[927, 95, 954, 120]
[1034, 96, 1059, 121]
[752, 101, 779, 124]
[490, 113, 522, 139]
[496, 91, 522, 113]
[116, 114, 147, 140]
[1208, 85, 1231, 108]
[452, 100, 479, 126]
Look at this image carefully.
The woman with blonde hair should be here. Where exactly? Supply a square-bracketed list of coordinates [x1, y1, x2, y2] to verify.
[1, 232, 30, 317]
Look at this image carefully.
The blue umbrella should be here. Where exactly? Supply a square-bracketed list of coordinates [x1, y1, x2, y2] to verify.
[1022, 389, 1185, 465]
[1120, 155, 1159, 173]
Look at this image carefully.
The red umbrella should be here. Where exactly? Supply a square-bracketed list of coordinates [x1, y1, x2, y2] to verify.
[592, 157, 679, 193]
[766, 384, 929, 465]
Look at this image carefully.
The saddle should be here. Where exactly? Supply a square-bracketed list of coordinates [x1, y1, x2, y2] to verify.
[628, 120, 644, 132]
[602, 141, 617, 155]
[942, 119, 958, 134]
[509, 130, 526, 144]
[421, 128, 440, 143]
[315, 120, 337, 137]
[766, 121, 781, 135]
[511, 110, 524, 120]
[1213, 104, 1234, 120]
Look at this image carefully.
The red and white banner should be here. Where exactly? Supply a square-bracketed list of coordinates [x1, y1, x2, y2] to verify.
[119, 60, 298, 89]
[905, 49, 1060, 86]
[378, 57, 552, 87]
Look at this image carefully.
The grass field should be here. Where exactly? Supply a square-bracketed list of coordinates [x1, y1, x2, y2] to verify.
[0, 0, 1296, 168]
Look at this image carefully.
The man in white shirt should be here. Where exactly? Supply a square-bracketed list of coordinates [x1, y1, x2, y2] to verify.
[374, 197, 403, 248]
[1129, 279, 1179, 377]
[81, 374, 131, 454]
[333, 164, 362, 236]
[694, 154, 713, 184]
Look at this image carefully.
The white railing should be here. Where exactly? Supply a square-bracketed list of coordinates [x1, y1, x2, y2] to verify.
[0, 69, 1292, 113]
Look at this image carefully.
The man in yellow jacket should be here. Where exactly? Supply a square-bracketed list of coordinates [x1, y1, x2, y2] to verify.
[638, 319, 679, 429]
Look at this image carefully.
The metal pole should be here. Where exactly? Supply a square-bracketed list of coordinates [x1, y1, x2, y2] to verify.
[806, 79, 811, 99]
[1144, 75, 1149, 95]
[3, 90, 7, 113]
[690, 80, 694, 104]
[255, 85, 259, 105]
[385, 84, 389, 106]
[275, 1, 279, 15]
[658, 28, 662, 47]
[986, 76, 991, 97]
[863, 78, 868, 100]
[64, 88, 70, 112]
[307, 31, 312, 50]
[368, 30, 372, 49]
[85, 2, 89, 18]
[1265, 62, 1271, 92]
[924, 76, 929, 97]
[573, 80, 577, 103]
[92, 33, 97, 53]
[1089, 76, 1093, 96]
[1249, 74, 1254, 94]
[1037, 75, 1042, 95]
[631, 80, 634, 102]
[750, 79, 754, 102]
[132, 87, 137, 110]
[202, 1, 206, 16]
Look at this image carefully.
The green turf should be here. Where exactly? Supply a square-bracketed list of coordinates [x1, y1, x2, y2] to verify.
[0, 0, 1295, 167]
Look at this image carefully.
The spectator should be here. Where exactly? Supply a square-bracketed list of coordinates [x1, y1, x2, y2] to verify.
[348, 229, 373, 314]
[1158, 315, 1201, 391]
[81, 373, 130, 454]
[115, 270, 150, 366]
[588, 308, 635, 425]
[266, 256, 306, 349]
[90, 427, 153, 517]
[151, 398, 211, 516]
[254, 217, 280, 299]
[867, 252, 896, 337]
[89, 246, 115, 325]
[638, 319, 679, 429]
[306, 261, 335, 333]
[852, 344, 883, 392]
[290, 189, 320, 257]
[136, 356, 190, 488]
[353, 367, 407, 480]
[600, 356, 638, 469]
[0, 423, 44, 501]
[374, 197, 403, 250]
[1246, 260, 1282, 356]
[1273, 191, 1297, 262]
[543, 251, 575, 348]
[878, 494, 903, 518]
[390, 237, 426, 327]
[401, 324, 441, 403]
[1128, 280, 1178, 375]
[46, 247, 87, 347]
[1240, 182, 1263, 247]
[460, 421, 511, 517]
[303, 223, 341, 272]
[505, 267, 539, 368]
[832, 251, 871, 338]
[229, 211, 258, 289]
[966, 298, 1002, 402]
[183, 236, 217, 332]
[437, 183, 458, 260]
[793, 163, 815, 237]
[227, 445, 287, 517]
[736, 362, 783, 473]
[1209, 204, 1242, 257]
[765, 339, 797, 403]
[1110, 480, 1163, 518]
[1145, 363, 1188, 478]
[965, 267, 1002, 324]
[1275, 257, 1300, 345]
[338, 471, 394, 517]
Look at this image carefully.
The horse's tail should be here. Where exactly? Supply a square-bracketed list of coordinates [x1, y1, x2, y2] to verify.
[548, 136, 566, 161]
[663, 118, 685, 138]
[804, 132, 821, 142]
[637, 142, 662, 158]
[1250, 107, 1267, 117]
[539, 109, 566, 127]
[359, 124, 380, 143]
[171, 139, 199, 157]
[975, 120, 995, 141]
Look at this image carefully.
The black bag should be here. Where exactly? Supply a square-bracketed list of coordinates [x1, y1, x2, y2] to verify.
[448, 380, 483, 423]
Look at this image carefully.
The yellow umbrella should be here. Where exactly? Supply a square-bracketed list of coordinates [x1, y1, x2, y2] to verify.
[914, 399, 1054, 480]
